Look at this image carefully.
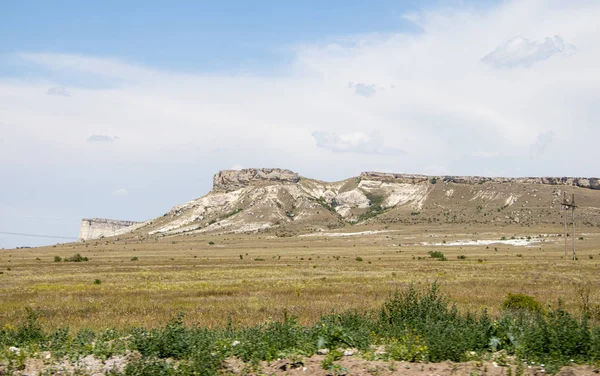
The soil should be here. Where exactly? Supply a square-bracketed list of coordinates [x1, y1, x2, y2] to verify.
[225, 356, 599, 376]
[3, 354, 598, 375]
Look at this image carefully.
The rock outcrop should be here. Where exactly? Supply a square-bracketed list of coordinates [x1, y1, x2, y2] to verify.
[79, 218, 141, 241]
[360, 172, 600, 190]
[78, 169, 600, 240]
[213, 168, 300, 192]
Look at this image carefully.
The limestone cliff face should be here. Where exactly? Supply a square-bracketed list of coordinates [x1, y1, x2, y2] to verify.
[79, 169, 600, 240]
[213, 168, 300, 192]
[360, 172, 600, 190]
[79, 218, 141, 241]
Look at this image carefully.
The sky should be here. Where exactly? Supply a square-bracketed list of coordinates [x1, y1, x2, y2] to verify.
[1, 0, 599, 248]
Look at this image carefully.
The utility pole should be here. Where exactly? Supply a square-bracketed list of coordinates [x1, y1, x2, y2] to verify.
[572, 193, 576, 260]
[561, 192, 577, 260]
[563, 192, 568, 259]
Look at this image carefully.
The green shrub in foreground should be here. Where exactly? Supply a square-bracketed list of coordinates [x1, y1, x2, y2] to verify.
[2, 283, 600, 375]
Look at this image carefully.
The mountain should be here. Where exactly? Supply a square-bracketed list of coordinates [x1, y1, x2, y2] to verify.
[79, 168, 600, 240]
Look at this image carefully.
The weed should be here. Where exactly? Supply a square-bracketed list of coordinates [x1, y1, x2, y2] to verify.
[321, 349, 344, 371]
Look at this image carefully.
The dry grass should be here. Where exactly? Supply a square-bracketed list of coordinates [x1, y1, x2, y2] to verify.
[1, 223, 598, 330]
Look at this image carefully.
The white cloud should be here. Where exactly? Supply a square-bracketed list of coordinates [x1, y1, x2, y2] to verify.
[112, 188, 128, 196]
[1, 0, 599, 180]
[482, 35, 575, 69]
[471, 150, 500, 158]
[87, 135, 118, 143]
[47, 86, 71, 97]
[348, 82, 377, 97]
[530, 130, 555, 157]
[312, 130, 406, 155]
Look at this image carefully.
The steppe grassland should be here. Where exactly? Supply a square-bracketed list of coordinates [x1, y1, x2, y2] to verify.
[0, 224, 598, 330]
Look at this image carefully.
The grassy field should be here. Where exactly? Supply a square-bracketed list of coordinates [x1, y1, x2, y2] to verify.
[1, 224, 599, 330]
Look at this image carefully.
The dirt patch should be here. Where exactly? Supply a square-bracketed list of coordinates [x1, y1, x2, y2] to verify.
[2, 354, 598, 375]
[249, 357, 598, 376]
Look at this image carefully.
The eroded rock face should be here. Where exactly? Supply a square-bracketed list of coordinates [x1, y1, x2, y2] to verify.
[79, 218, 140, 241]
[360, 172, 600, 190]
[213, 168, 300, 192]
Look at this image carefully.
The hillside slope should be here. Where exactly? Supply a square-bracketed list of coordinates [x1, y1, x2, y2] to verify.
[80, 168, 600, 240]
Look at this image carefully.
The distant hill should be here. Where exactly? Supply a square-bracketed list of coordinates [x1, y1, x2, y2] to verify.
[79, 168, 600, 240]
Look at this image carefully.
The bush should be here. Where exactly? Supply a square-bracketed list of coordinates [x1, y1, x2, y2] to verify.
[355, 257, 363, 262]
[428, 251, 447, 261]
[378, 283, 491, 362]
[65, 254, 89, 262]
[502, 293, 543, 313]
[53, 256, 62, 262]
[130, 257, 139, 261]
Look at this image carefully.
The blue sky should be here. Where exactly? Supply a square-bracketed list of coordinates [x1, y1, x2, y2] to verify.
[1, 1, 431, 73]
[1, 0, 598, 248]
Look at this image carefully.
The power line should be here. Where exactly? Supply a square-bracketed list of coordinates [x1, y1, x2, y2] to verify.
[0, 231, 78, 240]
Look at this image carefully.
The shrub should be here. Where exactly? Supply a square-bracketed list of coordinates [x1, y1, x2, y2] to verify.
[502, 293, 542, 313]
[378, 283, 491, 362]
[208, 241, 215, 245]
[457, 255, 467, 260]
[355, 257, 363, 262]
[130, 257, 139, 261]
[54, 256, 62, 262]
[93, 279, 101, 285]
[64, 254, 89, 262]
[428, 251, 447, 261]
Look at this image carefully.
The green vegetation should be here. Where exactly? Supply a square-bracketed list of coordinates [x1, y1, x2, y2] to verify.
[358, 193, 385, 222]
[502, 293, 543, 313]
[428, 251, 447, 261]
[315, 196, 338, 213]
[64, 254, 89, 262]
[53, 256, 62, 262]
[1, 284, 599, 375]
[222, 208, 243, 219]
